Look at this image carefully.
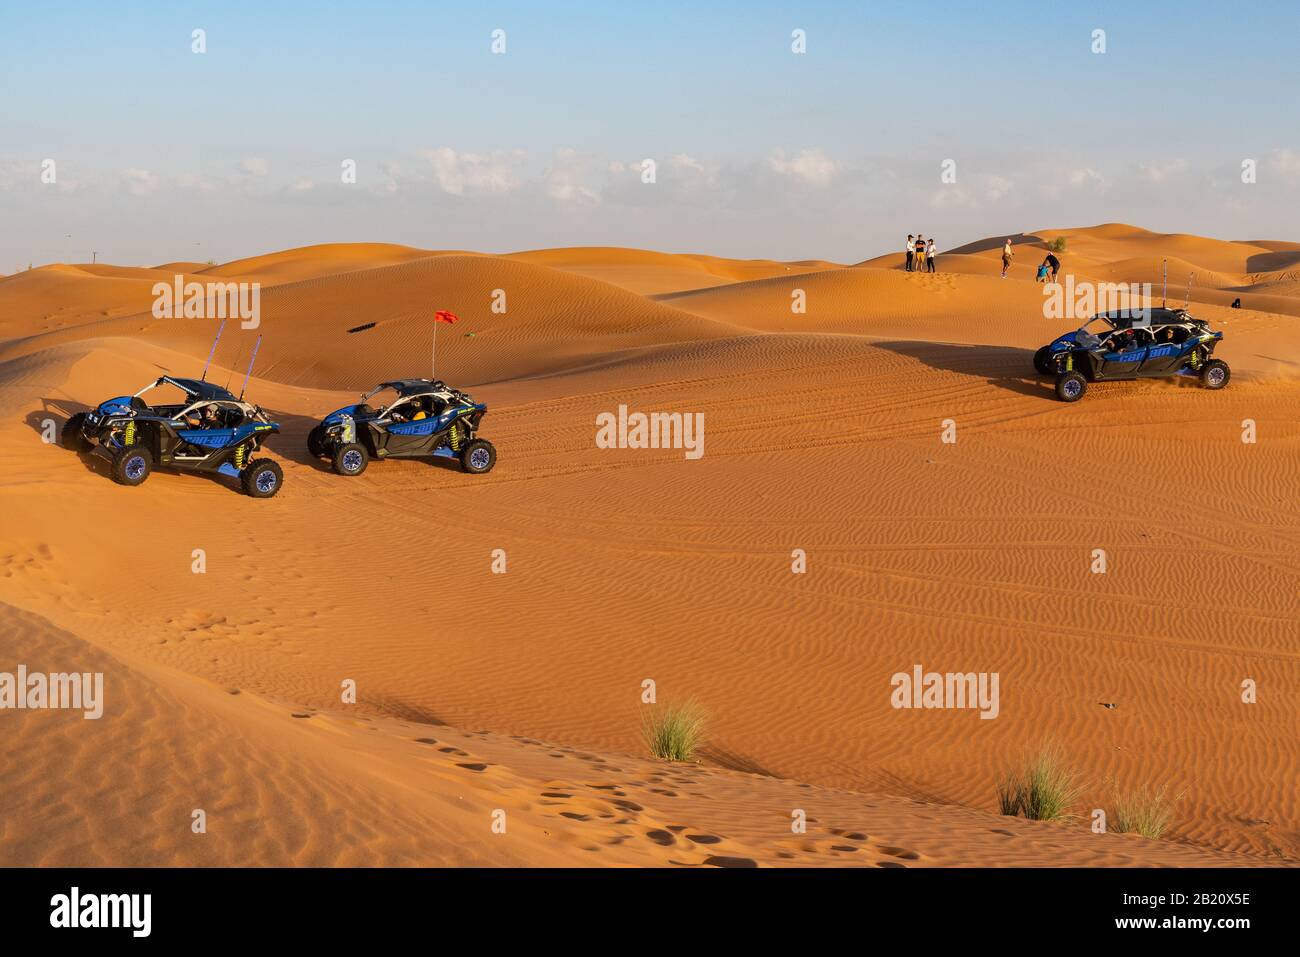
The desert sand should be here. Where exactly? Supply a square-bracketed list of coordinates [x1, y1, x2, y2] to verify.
[1, 224, 1296, 866]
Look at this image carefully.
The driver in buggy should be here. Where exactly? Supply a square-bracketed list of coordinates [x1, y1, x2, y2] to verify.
[392, 397, 433, 422]
[1109, 329, 1140, 353]
[183, 403, 221, 429]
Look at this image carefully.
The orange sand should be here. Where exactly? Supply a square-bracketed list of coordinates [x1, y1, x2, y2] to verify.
[1, 224, 1296, 866]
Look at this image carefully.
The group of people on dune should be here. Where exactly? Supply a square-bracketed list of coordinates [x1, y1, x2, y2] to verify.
[905, 233, 937, 272]
[999, 238, 1061, 283]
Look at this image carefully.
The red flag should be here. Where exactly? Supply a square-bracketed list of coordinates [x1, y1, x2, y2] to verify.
[434, 310, 459, 324]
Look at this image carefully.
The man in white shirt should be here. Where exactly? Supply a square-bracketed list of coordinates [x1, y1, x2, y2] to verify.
[906, 234, 915, 272]
[1001, 239, 1013, 278]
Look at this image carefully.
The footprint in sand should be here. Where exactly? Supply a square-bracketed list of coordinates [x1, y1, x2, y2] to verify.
[878, 845, 921, 860]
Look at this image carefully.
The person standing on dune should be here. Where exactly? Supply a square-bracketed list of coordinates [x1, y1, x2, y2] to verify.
[1001, 239, 1013, 279]
[906, 234, 915, 272]
[1044, 250, 1060, 283]
[926, 238, 937, 273]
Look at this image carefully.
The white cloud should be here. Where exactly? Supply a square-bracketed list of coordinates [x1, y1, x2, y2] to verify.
[767, 148, 838, 186]
[123, 168, 160, 195]
[670, 154, 705, 173]
[545, 149, 602, 203]
[1267, 149, 1300, 180]
[421, 147, 522, 195]
[240, 157, 269, 177]
[1138, 158, 1188, 183]
[982, 174, 1013, 202]
[1067, 167, 1107, 190]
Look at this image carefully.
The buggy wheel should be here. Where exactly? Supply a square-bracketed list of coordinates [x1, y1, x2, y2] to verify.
[332, 442, 368, 476]
[242, 459, 283, 498]
[61, 412, 93, 451]
[1055, 371, 1087, 403]
[307, 425, 327, 458]
[1199, 359, 1230, 390]
[1033, 346, 1055, 375]
[112, 446, 152, 486]
[460, 438, 496, 474]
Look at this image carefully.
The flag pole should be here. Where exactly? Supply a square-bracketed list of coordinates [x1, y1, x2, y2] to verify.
[431, 314, 437, 379]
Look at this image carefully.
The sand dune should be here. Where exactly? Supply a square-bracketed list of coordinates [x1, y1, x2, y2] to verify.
[508, 246, 841, 295]
[2, 224, 1296, 867]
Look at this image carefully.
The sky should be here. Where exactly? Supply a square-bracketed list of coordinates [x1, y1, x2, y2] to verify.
[2, 0, 1298, 269]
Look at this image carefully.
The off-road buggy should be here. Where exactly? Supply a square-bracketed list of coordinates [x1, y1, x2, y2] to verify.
[307, 379, 495, 477]
[1033, 307, 1229, 402]
[62, 375, 284, 496]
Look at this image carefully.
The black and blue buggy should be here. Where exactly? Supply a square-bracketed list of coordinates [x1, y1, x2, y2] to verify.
[1033, 307, 1230, 402]
[61, 375, 284, 497]
[307, 378, 496, 477]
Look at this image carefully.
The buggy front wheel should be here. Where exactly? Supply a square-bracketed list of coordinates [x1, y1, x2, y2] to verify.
[242, 459, 283, 498]
[460, 438, 496, 474]
[332, 442, 369, 476]
[112, 446, 153, 486]
[1033, 347, 1055, 375]
[307, 425, 327, 458]
[1055, 371, 1087, 402]
[1199, 359, 1230, 390]
[62, 412, 94, 452]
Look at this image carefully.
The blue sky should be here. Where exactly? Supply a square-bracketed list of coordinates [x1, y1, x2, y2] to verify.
[3, 1, 1298, 267]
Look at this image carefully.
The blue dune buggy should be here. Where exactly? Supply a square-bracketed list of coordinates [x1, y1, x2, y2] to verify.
[62, 375, 284, 497]
[1033, 307, 1229, 402]
[307, 378, 495, 477]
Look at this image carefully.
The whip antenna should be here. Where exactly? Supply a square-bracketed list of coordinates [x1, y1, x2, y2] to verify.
[225, 340, 245, 392]
[239, 336, 263, 401]
[200, 319, 227, 382]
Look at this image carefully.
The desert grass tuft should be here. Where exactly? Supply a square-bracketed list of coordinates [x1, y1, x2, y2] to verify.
[996, 746, 1082, 822]
[642, 703, 705, 762]
[1112, 783, 1180, 839]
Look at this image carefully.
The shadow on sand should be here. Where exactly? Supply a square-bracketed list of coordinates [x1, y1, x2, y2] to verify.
[870, 341, 1056, 400]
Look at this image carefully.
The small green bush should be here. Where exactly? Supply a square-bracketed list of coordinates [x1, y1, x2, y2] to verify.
[1113, 784, 1179, 839]
[997, 747, 1082, 822]
[642, 703, 705, 762]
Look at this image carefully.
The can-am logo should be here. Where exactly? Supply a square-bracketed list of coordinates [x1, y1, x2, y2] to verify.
[152, 275, 260, 329]
[1043, 277, 1150, 321]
